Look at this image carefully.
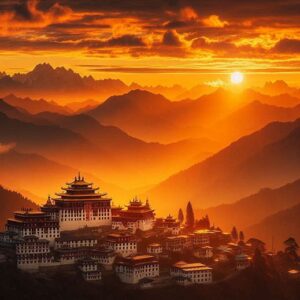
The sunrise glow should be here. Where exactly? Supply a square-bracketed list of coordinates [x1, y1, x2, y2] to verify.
[231, 72, 244, 85]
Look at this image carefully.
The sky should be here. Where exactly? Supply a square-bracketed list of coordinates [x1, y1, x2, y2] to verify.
[0, 0, 300, 87]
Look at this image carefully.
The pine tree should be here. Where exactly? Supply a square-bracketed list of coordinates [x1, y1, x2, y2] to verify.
[239, 231, 245, 241]
[185, 201, 195, 228]
[231, 226, 238, 241]
[206, 215, 210, 229]
[178, 208, 184, 224]
[284, 237, 299, 259]
[253, 248, 266, 272]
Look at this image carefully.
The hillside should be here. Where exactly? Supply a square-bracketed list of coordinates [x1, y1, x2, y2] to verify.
[198, 178, 300, 231]
[246, 203, 300, 250]
[0, 150, 127, 204]
[0, 186, 38, 230]
[88, 89, 244, 143]
[215, 101, 300, 142]
[147, 118, 300, 215]
[3, 94, 71, 114]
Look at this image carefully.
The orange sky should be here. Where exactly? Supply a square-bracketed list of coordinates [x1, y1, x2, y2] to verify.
[0, 0, 300, 87]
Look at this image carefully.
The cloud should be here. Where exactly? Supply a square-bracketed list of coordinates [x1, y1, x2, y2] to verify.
[179, 7, 198, 21]
[0, 0, 299, 63]
[272, 38, 300, 54]
[202, 15, 229, 28]
[0, 143, 15, 154]
[105, 34, 145, 47]
[162, 30, 182, 47]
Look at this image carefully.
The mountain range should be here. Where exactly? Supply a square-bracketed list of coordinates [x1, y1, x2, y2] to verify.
[147, 118, 300, 214]
[245, 202, 300, 250]
[0, 64, 215, 103]
[0, 98, 217, 189]
[1, 71, 300, 249]
[197, 178, 300, 232]
[0, 149, 127, 205]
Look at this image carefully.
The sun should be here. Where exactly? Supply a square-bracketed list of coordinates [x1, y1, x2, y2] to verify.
[230, 71, 244, 84]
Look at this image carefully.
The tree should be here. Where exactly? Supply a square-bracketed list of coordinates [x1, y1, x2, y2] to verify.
[185, 201, 195, 228]
[205, 215, 210, 229]
[253, 248, 266, 273]
[178, 208, 184, 224]
[239, 231, 245, 241]
[195, 215, 210, 229]
[231, 226, 238, 242]
[284, 237, 299, 260]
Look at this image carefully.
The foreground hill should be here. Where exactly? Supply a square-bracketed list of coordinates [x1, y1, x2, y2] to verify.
[147, 118, 300, 214]
[198, 178, 300, 231]
[246, 202, 300, 250]
[0, 150, 127, 204]
[0, 186, 38, 230]
[0, 261, 297, 300]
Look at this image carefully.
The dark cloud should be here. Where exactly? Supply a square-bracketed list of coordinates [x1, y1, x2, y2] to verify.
[105, 35, 145, 47]
[162, 30, 182, 46]
[0, 0, 299, 61]
[273, 39, 300, 54]
[164, 20, 189, 29]
[13, 0, 35, 21]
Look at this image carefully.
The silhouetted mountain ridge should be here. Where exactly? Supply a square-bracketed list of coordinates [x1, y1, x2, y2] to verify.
[147, 118, 300, 214]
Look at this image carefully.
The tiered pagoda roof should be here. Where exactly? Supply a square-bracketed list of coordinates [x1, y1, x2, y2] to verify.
[113, 197, 155, 222]
[6, 208, 58, 227]
[52, 174, 111, 204]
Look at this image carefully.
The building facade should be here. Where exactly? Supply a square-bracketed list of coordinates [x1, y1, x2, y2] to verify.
[52, 175, 112, 231]
[6, 209, 59, 246]
[106, 233, 137, 257]
[147, 243, 163, 255]
[112, 198, 155, 233]
[115, 255, 159, 284]
[235, 253, 251, 270]
[78, 258, 102, 281]
[170, 261, 213, 284]
[16, 235, 54, 270]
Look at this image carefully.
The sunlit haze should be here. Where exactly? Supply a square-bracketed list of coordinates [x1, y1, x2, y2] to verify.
[0, 3, 300, 298]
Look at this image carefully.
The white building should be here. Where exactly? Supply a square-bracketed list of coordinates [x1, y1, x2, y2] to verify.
[194, 246, 213, 259]
[54, 236, 98, 249]
[235, 253, 251, 270]
[165, 235, 192, 252]
[90, 248, 116, 270]
[106, 233, 137, 257]
[78, 258, 102, 281]
[16, 235, 54, 270]
[112, 198, 155, 233]
[170, 261, 213, 285]
[51, 175, 112, 231]
[192, 230, 210, 247]
[115, 255, 159, 284]
[147, 243, 163, 255]
[6, 210, 59, 246]
[155, 215, 180, 235]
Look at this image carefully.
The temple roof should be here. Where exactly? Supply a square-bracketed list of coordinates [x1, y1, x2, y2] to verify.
[116, 255, 158, 266]
[66, 173, 92, 186]
[53, 175, 111, 203]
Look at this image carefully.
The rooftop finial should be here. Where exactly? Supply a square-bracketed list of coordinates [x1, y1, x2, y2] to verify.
[146, 198, 150, 208]
[78, 171, 81, 181]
